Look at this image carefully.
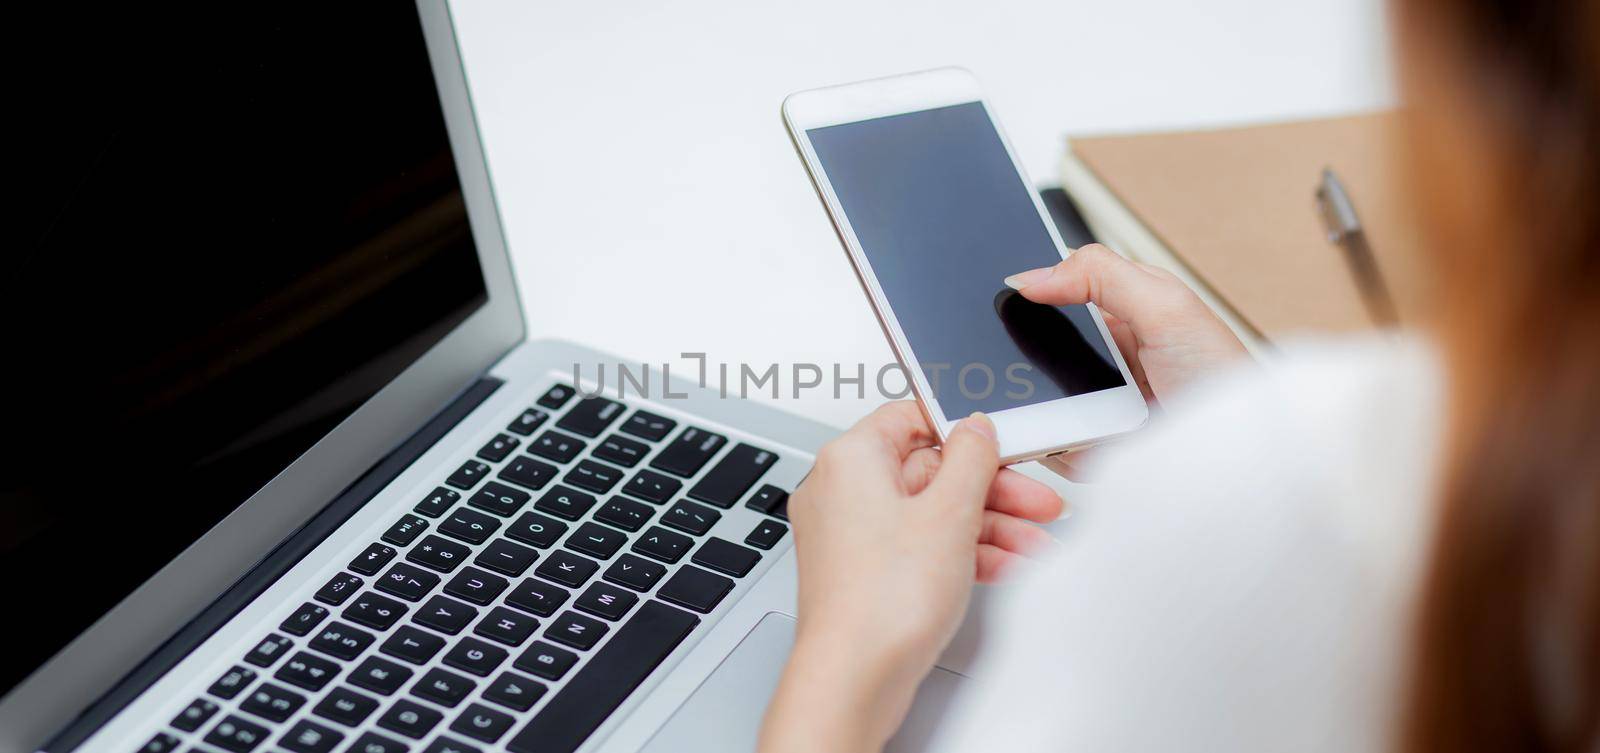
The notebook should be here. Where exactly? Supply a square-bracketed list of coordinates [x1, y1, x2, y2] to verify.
[1059, 112, 1423, 345]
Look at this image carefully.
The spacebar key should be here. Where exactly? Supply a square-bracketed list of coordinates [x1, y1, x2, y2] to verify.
[507, 600, 700, 753]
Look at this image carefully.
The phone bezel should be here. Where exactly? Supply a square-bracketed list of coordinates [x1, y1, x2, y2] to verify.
[782, 67, 1149, 462]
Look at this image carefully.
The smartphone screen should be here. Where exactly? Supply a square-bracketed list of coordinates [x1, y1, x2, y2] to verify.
[807, 101, 1125, 419]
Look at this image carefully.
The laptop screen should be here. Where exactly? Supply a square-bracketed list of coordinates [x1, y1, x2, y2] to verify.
[3, 4, 488, 696]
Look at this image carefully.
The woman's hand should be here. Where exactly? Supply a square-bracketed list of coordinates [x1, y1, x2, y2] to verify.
[1006, 245, 1250, 477]
[1005, 244, 1248, 404]
[759, 402, 1063, 753]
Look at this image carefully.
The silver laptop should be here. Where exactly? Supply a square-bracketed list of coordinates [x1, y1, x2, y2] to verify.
[1, 2, 994, 752]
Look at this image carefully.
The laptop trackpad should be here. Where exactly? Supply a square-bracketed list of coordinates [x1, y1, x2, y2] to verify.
[640, 612, 967, 752]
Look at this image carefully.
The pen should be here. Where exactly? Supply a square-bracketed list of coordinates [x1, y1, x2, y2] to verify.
[1315, 168, 1398, 326]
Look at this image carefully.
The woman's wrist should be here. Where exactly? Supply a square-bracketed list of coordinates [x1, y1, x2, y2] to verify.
[759, 624, 929, 753]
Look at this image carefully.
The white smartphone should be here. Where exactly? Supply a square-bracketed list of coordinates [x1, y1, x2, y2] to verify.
[783, 67, 1148, 462]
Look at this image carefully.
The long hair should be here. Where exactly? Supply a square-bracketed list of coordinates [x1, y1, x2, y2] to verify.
[1397, 0, 1600, 751]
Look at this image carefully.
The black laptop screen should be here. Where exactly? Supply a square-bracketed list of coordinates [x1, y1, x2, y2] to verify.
[2, 4, 488, 696]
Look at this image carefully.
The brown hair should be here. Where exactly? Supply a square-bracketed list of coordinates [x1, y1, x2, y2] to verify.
[1396, 0, 1600, 751]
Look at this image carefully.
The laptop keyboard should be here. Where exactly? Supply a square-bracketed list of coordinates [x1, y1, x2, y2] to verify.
[137, 384, 792, 753]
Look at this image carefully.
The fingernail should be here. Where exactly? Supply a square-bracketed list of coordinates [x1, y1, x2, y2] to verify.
[957, 412, 996, 441]
[1003, 266, 1054, 290]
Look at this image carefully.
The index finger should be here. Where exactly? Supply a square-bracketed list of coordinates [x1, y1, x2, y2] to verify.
[847, 400, 940, 460]
[1004, 244, 1197, 331]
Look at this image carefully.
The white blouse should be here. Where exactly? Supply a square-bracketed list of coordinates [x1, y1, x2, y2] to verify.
[931, 336, 1443, 752]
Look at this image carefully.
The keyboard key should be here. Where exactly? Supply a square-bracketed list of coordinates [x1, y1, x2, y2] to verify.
[468, 481, 530, 517]
[276, 651, 339, 692]
[313, 572, 363, 606]
[444, 636, 510, 676]
[444, 566, 510, 605]
[534, 485, 597, 521]
[414, 487, 461, 518]
[537, 384, 575, 410]
[631, 526, 693, 564]
[745, 519, 788, 550]
[240, 681, 305, 722]
[381, 515, 429, 547]
[279, 602, 329, 637]
[137, 732, 179, 753]
[506, 408, 550, 436]
[506, 579, 570, 617]
[662, 500, 720, 535]
[506, 510, 567, 548]
[692, 537, 763, 577]
[411, 667, 476, 708]
[208, 665, 256, 700]
[555, 396, 624, 437]
[424, 738, 483, 753]
[575, 581, 638, 621]
[380, 625, 446, 665]
[592, 434, 649, 467]
[687, 443, 777, 508]
[474, 606, 540, 646]
[313, 686, 379, 726]
[546, 611, 608, 651]
[446, 460, 491, 491]
[347, 732, 408, 753]
[474, 539, 539, 577]
[450, 702, 516, 744]
[349, 543, 398, 575]
[476, 433, 520, 463]
[657, 566, 734, 614]
[171, 696, 219, 731]
[483, 672, 546, 712]
[278, 718, 343, 753]
[344, 592, 409, 631]
[535, 549, 599, 587]
[243, 633, 294, 668]
[621, 468, 681, 505]
[565, 521, 628, 560]
[513, 641, 578, 681]
[564, 459, 624, 494]
[528, 430, 586, 464]
[348, 656, 413, 695]
[745, 484, 789, 516]
[603, 553, 668, 592]
[379, 697, 444, 738]
[594, 495, 654, 532]
[376, 562, 442, 602]
[309, 621, 375, 661]
[406, 534, 472, 573]
[204, 714, 270, 753]
[620, 409, 677, 441]
[439, 507, 501, 545]
[414, 595, 479, 635]
[649, 427, 726, 477]
[506, 601, 699, 753]
[498, 455, 559, 491]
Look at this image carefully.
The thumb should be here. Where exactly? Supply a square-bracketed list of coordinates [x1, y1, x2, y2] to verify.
[925, 413, 1001, 509]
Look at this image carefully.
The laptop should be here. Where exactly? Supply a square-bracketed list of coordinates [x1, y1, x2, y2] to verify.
[4, 2, 989, 752]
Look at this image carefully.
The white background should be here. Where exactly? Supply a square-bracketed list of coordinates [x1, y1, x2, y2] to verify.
[449, 0, 1395, 430]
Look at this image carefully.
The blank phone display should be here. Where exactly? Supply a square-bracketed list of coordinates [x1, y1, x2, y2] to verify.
[807, 101, 1125, 418]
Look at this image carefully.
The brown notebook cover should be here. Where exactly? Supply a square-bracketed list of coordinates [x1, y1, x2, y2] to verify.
[1069, 112, 1422, 340]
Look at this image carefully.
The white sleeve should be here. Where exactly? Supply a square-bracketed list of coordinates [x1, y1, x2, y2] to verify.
[927, 343, 1432, 753]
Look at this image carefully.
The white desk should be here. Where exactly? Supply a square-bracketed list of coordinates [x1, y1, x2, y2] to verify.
[450, 0, 1394, 431]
